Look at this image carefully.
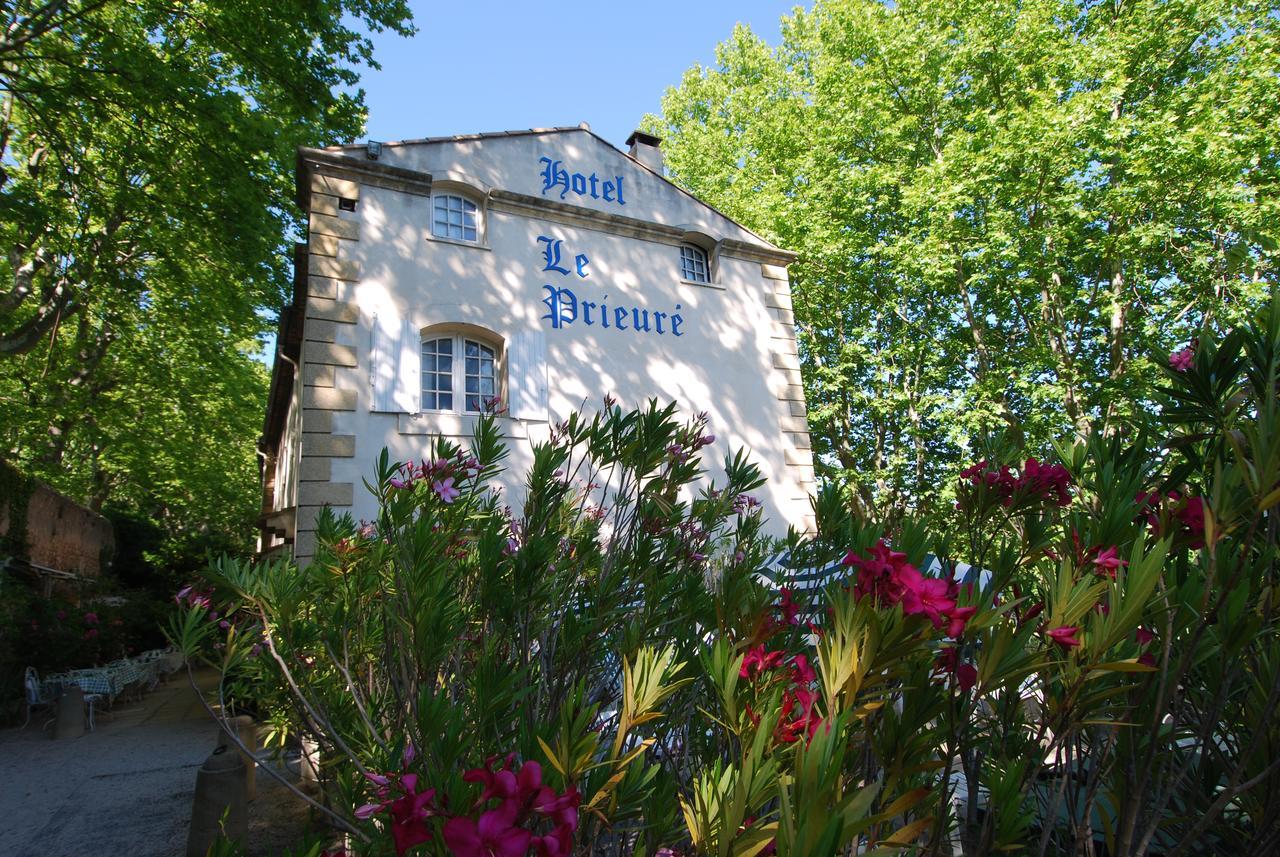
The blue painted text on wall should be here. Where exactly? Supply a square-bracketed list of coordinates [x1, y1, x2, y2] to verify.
[542, 286, 684, 336]
[539, 157, 625, 205]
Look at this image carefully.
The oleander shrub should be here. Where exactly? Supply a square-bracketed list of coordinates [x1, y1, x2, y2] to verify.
[176, 296, 1280, 856]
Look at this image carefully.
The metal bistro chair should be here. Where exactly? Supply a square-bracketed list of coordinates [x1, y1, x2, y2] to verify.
[22, 667, 60, 731]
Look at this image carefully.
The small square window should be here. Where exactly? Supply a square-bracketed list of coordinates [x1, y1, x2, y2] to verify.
[680, 245, 709, 283]
[432, 194, 480, 243]
[338, 197, 357, 212]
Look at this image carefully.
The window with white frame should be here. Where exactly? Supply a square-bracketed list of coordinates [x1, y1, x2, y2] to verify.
[420, 334, 499, 413]
[680, 244, 710, 283]
[431, 194, 479, 242]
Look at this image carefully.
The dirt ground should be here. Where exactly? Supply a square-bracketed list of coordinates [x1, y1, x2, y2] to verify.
[0, 669, 317, 857]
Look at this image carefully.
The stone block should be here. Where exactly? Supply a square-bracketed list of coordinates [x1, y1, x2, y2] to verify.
[771, 320, 796, 340]
[309, 256, 360, 282]
[772, 307, 796, 325]
[780, 415, 809, 433]
[302, 434, 355, 458]
[303, 341, 357, 367]
[786, 431, 812, 450]
[310, 212, 360, 241]
[761, 263, 789, 281]
[773, 337, 799, 356]
[304, 319, 337, 343]
[773, 352, 801, 371]
[776, 383, 805, 401]
[789, 400, 808, 417]
[785, 447, 814, 466]
[302, 409, 333, 433]
[307, 276, 341, 299]
[293, 530, 317, 558]
[306, 297, 359, 323]
[303, 387, 356, 411]
[309, 234, 341, 258]
[777, 369, 804, 387]
[310, 173, 360, 199]
[299, 457, 331, 482]
[766, 291, 793, 311]
[298, 482, 354, 507]
[303, 364, 334, 387]
[309, 193, 340, 217]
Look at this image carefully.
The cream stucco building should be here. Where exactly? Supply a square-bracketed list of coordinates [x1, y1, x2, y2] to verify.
[259, 125, 814, 564]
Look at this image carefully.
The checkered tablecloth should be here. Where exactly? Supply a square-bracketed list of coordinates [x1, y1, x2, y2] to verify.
[45, 669, 119, 697]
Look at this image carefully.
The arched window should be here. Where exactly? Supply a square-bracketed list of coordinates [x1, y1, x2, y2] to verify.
[679, 243, 710, 284]
[420, 330, 500, 413]
[432, 193, 479, 242]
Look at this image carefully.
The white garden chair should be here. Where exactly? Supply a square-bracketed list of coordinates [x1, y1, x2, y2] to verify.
[22, 667, 60, 730]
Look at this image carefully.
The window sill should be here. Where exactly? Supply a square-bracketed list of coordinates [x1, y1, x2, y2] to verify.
[425, 234, 491, 251]
[398, 412, 531, 439]
[679, 277, 725, 291]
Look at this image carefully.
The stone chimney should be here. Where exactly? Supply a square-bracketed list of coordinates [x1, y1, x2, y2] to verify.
[625, 130, 663, 174]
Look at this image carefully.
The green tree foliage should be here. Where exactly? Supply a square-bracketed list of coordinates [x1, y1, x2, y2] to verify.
[648, 0, 1280, 517]
[0, 1, 413, 554]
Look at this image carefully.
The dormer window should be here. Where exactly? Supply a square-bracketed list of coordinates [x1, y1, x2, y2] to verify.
[680, 244, 710, 284]
[432, 194, 479, 242]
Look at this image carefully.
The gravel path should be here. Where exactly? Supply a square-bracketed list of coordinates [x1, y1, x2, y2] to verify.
[0, 670, 313, 857]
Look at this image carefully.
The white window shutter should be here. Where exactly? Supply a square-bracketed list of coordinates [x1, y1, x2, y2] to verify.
[507, 330, 548, 421]
[394, 317, 421, 413]
[369, 312, 397, 412]
[369, 312, 420, 413]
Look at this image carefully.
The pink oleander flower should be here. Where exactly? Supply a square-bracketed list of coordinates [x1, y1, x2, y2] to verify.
[433, 477, 461, 504]
[896, 565, 957, 630]
[777, 588, 799, 626]
[442, 800, 530, 857]
[1092, 546, 1127, 578]
[83, 612, 99, 625]
[777, 686, 823, 744]
[945, 605, 977, 639]
[790, 654, 816, 685]
[1169, 346, 1194, 372]
[1136, 627, 1155, 646]
[1048, 625, 1082, 649]
[934, 647, 978, 692]
[740, 645, 784, 679]
[357, 772, 439, 856]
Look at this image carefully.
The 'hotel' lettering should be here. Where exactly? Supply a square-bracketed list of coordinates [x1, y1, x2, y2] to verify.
[539, 156, 625, 206]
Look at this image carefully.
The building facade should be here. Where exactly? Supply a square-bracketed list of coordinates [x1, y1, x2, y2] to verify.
[259, 126, 814, 564]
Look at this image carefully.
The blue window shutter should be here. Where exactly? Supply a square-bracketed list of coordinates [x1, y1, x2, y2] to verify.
[508, 330, 547, 421]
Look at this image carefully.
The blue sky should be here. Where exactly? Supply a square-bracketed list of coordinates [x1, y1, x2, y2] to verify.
[357, 1, 800, 150]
